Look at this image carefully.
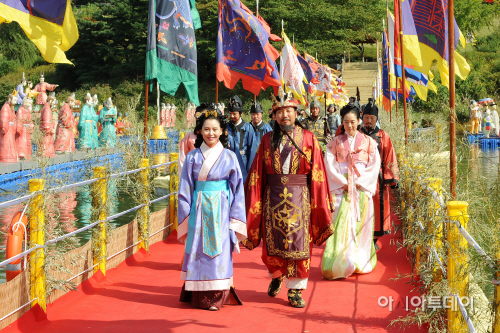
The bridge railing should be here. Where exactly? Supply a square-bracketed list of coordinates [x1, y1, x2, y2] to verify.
[0, 154, 180, 327]
[398, 158, 499, 333]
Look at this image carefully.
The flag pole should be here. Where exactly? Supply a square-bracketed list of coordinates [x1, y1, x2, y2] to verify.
[449, 0, 457, 199]
[216, 79, 219, 103]
[256, 0, 259, 16]
[398, 0, 409, 146]
[157, 81, 160, 125]
[144, 81, 149, 158]
[280, 20, 284, 91]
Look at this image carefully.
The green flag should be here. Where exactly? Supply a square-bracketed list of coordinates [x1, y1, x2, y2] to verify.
[146, 0, 201, 105]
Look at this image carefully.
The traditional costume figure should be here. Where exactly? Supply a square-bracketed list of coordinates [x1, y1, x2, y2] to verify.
[186, 103, 193, 128]
[322, 104, 381, 280]
[178, 104, 246, 310]
[16, 97, 34, 159]
[99, 98, 118, 147]
[0, 93, 19, 162]
[40, 93, 56, 158]
[359, 103, 399, 246]
[491, 103, 499, 137]
[470, 101, 481, 134]
[326, 104, 341, 133]
[170, 103, 176, 128]
[227, 95, 258, 182]
[484, 109, 492, 138]
[15, 74, 27, 107]
[34, 74, 58, 105]
[55, 94, 77, 153]
[250, 100, 272, 143]
[78, 93, 99, 149]
[178, 131, 197, 172]
[302, 99, 331, 144]
[243, 90, 334, 308]
[160, 103, 167, 128]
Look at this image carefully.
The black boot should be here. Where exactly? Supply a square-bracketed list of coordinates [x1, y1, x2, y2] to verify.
[268, 276, 285, 297]
[287, 289, 306, 308]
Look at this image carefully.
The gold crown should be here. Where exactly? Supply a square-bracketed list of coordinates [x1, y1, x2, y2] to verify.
[11, 89, 18, 97]
[271, 86, 299, 112]
[195, 109, 218, 119]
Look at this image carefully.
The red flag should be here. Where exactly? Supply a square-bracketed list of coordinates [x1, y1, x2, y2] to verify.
[393, 0, 401, 67]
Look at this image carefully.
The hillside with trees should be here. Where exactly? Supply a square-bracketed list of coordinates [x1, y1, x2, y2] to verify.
[0, 0, 498, 120]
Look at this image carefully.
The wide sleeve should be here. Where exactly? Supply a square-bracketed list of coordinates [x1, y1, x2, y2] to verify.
[46, 83, 57, 91]
[242, 134, 267, 250]
[0, 105, 10, 135]
[177, 152, 195, 244]
[310, 136, 335, 246]
[381, 132, 399, 185]
[78, 107, 86, 131]
[325, 138, 348, 195]
[18, 86, 26, 100]
[355, 137, 381, 197]
[16, 109, 23, 134]
[228, 152, 247, 242]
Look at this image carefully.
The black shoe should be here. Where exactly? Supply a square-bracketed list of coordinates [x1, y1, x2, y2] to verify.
[288, 289, 306, 308]
[268, 276, 285, 297]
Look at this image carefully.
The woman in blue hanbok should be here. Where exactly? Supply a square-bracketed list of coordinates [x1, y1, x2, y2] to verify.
[178, 103, 247, 311]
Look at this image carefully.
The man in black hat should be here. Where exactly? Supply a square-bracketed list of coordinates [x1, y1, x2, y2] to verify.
[302, 99, 331, 144]
[227, 95, 258, 181]
[250, 100, 272, 144]
[360, 101, 399, 251]
[268, 108, 276, 128]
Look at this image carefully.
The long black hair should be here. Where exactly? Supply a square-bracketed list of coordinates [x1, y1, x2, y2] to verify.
[193, 103, 229, 148]
[339, 102, 361, 134]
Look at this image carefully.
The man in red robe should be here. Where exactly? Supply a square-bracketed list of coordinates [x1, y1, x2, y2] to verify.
[243, 90, 334, 308]
[359, 102, 399, 250]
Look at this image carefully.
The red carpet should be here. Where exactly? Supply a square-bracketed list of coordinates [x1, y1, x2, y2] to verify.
[1, 231, 424, 333]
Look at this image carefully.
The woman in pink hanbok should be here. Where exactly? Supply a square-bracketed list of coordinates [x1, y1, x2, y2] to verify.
[16, 97, 34, 159]
[55, 94, 76, 153]
[322, 103, 381, 280]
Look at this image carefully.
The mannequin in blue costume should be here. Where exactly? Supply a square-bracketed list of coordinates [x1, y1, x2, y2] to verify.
[99, 97, 117, 147]
[226, 95, 258, 181]
[250, 100, 272, 145]
[78, 93, 99, 149]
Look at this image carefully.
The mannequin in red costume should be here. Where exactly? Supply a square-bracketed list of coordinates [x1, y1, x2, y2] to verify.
[55, 94, 76, 153]
[40, 94, 56, 158]
[34, 74, 58, 105]
[16, 97, 34, 159]
[0, 93, 19, 162]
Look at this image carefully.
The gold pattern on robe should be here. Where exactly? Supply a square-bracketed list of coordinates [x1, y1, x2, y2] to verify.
[264, 148, 271, 167]
[267, 257, 283, 267]
[248, 170, 259, 186]
[250, 228, 260, 241]
[302, 146, 312, 164]
[250, 201, 262, 215]
[312, 164, 325, 184]
[287, 260, 297, 277]
[303, 259, 310, 272]
[312, 224, 319, 239]
[290, 127, 304, 174]
[265, 186, 310, 260]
